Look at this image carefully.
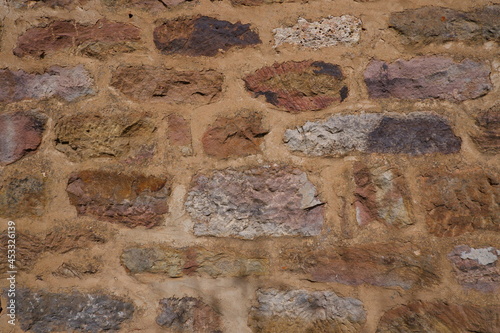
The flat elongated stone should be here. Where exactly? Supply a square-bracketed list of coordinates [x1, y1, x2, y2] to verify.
[0, 66, 94, 103]
[103, 0, 192, 10]
[284, 112, 461, 156]
[185, 165, 324, 239]
[110, 66, 223, 105]
[11, 0, 87, 8]
[249, 289, 366, 333]
[364, 57, 491, 101]
[16, 289, 134, 333]
[471, 105, 500, 154]
[244, 61, 348, 112]
[66, 171, 170, 228]
[154, 16, 261, 56]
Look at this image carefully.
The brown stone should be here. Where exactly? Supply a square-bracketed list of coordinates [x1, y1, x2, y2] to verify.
[471, 105, 500, 154]
[0, 176, 46, 218]
[167, 114, 192, 156]
[244, 61, 348, 112]
[102, 0, 192, 11]
[202, 112, 268, 158]
[14, 19, 141, 58]
[0, 111, 46, 165]
[418, 169, 499, 237]
[154, 16, 261, 57]
[66, 171, 170, 228]
[11, 0, 88, 9]
[377, 301, 500, 333]
[110, 66, 223, 105]
[53, 255, 101, 278]
[230, 0, 297, 5]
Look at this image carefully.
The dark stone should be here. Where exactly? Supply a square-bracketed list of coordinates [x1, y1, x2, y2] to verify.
[0, 176, 46, 218]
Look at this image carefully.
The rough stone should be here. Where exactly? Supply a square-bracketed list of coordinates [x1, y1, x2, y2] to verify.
[353, 162, 412, 227]
[55, 109, 155, 161]
[121, 246, 268, 277]
[110, 66, 223, 105]
[282, 243, 438, 289]
[364, 56, 491, 101]
[230, 0, 296, 5]
[11, 0, 87, 9]
[66, 171, 170, 228]
[284, 112, 461, 156]
[0, 176, 46, 218]
[185, 165, 324, 239]
[418, 169, 499, 237]
[0, 66, 94, 103]
[202, 111, 268, 158]
[103, 0, 192, 11]
[0, 111, 47, 165]
[448, 245, 500, 293]
[16, 289, 134, 333]
[377, 301, 500, 333]
[249, 289, 366, 333]
[14, 20, 141, 59]
[167, 114, 193, 155]
[154, 16, 261, 57]
[273, 16, 362, 48]
[390, 5, 500, 44]
[471, 105, 500, 154]
[244, 60, 348, 112]
[53, 255, 101, 278]
[156, 297, 222, 332]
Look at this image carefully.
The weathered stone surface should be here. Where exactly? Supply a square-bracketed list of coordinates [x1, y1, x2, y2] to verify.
[167, 114, 192, 155]
[110, 66, 223, 105]
[282, 243, 438, 289]
[202, 112, 268, 158]
[0, 111, 46, 165]
[122, 246, 267, 277]
[448, 245, 500, 293]
[244, 61, 348, 112]
[16, 289, 134, 333]
[55, 110, 155, 160]
[185, 165, 324, 239]
[249, 289, 366, 333]
[273, 16, 362, 48]
[284, 112, 461, 156]
[11, 0, 87, 9]
[418, 169, 499, 237]
[0, 66, 94, 103]
[156, 297, 222, 332]
[154, 16, 261, 57]
[471, 105, 500, 154]
[53, 255, 101, 278]
[390, 5, 500, 44]
[0, 176, 46, 218]
[66, 171, 170, 228]
[364, 56, 491, 101]
[14, 20, 141, 58]
[230, 0, 296, 5]
[377, 301, 500, 333]
[103, 0, 192, 11]
[353, 162, 412, 227]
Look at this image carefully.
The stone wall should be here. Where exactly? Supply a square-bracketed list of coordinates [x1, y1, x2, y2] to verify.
[0, 0, 499, 332]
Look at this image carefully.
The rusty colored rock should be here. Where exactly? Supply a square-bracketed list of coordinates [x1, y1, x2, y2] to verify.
[167, 114, 193, 156]
[154, 16, 261, 57]
[471, 105, 500, 154]
[244, 60, 348, 112]
[66, 171, 170, 228]
[377, 301, 500, 333]
[110, 66, 223, 105]
[202, 112, 268, 158]
[0, 176, 46, 218]
[14, 19, 141, 58]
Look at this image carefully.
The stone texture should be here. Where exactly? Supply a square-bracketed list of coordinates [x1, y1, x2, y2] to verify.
[122, 246, 267, 277]
[156, 297, 222, 332]
[244, 61, 348, 112]
[185, 165, 324, 239]
[282, 243, 438, 289]
[103, 0, 192, 11]
[55, 109, 155, 161]
[364, 56, 491, 102]
[154, 16, 261, 57]
[14, 20, 141, 59]
[448, 245, 500, 293]
[471, 105, 500, 154]
[390, 5, 500, 44]
[0, 111, 47, 165]
[377, 301, 500, 333]
[249, 289, 366, 333]
[66, 171, 170, 228]
[284, 112, 461, 156]
[0, 176, 46, 218]
[353, 162, 412, 227]
[11, 0, 87, 9]
[418, 169, 499, 237]
[0, 66, 94, 103]
[16, 289, 134, 333]
[202, 112, 268, 158]
[110, 66, 223, 105]
[167, 114, 193, 155]
[53, 255, 101, 278]
[273, 15, 362, 48]
[230, 0, 296, 5]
